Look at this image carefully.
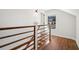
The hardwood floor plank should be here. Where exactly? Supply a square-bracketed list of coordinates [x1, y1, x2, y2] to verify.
[40, 35, 78, 50]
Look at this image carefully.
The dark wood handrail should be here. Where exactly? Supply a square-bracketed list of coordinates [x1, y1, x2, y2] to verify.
[38, 24, 48, 26]
[0, 24, 47, 30]
[0, 25, 35, 30]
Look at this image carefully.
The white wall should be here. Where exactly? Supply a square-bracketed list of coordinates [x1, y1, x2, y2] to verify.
[46, 9, 76, 39]
[60, 9, 79, 48]
[76, 15, 79, 39]
[0, 9, 43, 28]
[76, 15, 79, 47]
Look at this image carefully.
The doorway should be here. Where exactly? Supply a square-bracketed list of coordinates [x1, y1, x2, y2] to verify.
[41, 13, 45, 25]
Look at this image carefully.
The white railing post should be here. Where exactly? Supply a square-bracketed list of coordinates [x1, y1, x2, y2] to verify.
[48, 23, 51, 42]
[34, 22, 38, 50]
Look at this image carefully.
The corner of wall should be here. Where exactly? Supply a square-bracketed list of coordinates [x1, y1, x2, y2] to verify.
[51, 33, 76, 40]
[76, 39, 79, 48]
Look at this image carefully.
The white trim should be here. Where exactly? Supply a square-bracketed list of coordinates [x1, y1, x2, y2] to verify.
[51, 34, 76, 40]
[35, 24, 38, 50]
[51, 34, 79, 48]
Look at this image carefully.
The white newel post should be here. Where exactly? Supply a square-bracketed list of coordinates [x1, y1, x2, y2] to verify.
[35, 24, 38, 50]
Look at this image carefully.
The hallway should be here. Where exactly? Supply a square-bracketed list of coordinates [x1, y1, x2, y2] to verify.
[41, 36, 78, 50]
[0, 9, 79, 50]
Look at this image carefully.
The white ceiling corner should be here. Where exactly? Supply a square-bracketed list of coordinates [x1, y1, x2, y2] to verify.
[60, 9, 79, 16]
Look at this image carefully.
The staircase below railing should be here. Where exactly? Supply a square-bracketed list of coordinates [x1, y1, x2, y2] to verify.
[0, 24, 51, 50]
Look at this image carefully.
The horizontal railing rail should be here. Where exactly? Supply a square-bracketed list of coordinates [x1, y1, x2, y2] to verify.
[0, 24, 51, 50]
[37, 25, 50, 49]
[0, 25, 35, 50]
[0, 30, 34, 39]
[0, 25, 35, 30]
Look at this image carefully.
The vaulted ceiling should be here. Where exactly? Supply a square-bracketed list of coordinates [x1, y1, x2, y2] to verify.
[60, 9, 79, 16]
[45, 9, 79, 16]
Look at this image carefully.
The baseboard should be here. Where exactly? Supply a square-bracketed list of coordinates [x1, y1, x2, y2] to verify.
[51, 34, 76, 40]
[51, 34, 79, 48]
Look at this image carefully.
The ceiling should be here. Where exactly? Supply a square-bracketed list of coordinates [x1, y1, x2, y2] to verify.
[45, 9, 79, 16]
[60, 9, 79, 16]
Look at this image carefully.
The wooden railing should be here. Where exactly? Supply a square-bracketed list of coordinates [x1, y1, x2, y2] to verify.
[37, 25, 50, 49]
[0, 24, 51, 50]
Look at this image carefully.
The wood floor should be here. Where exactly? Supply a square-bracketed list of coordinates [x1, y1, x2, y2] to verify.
[40, 35, 78, 50]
